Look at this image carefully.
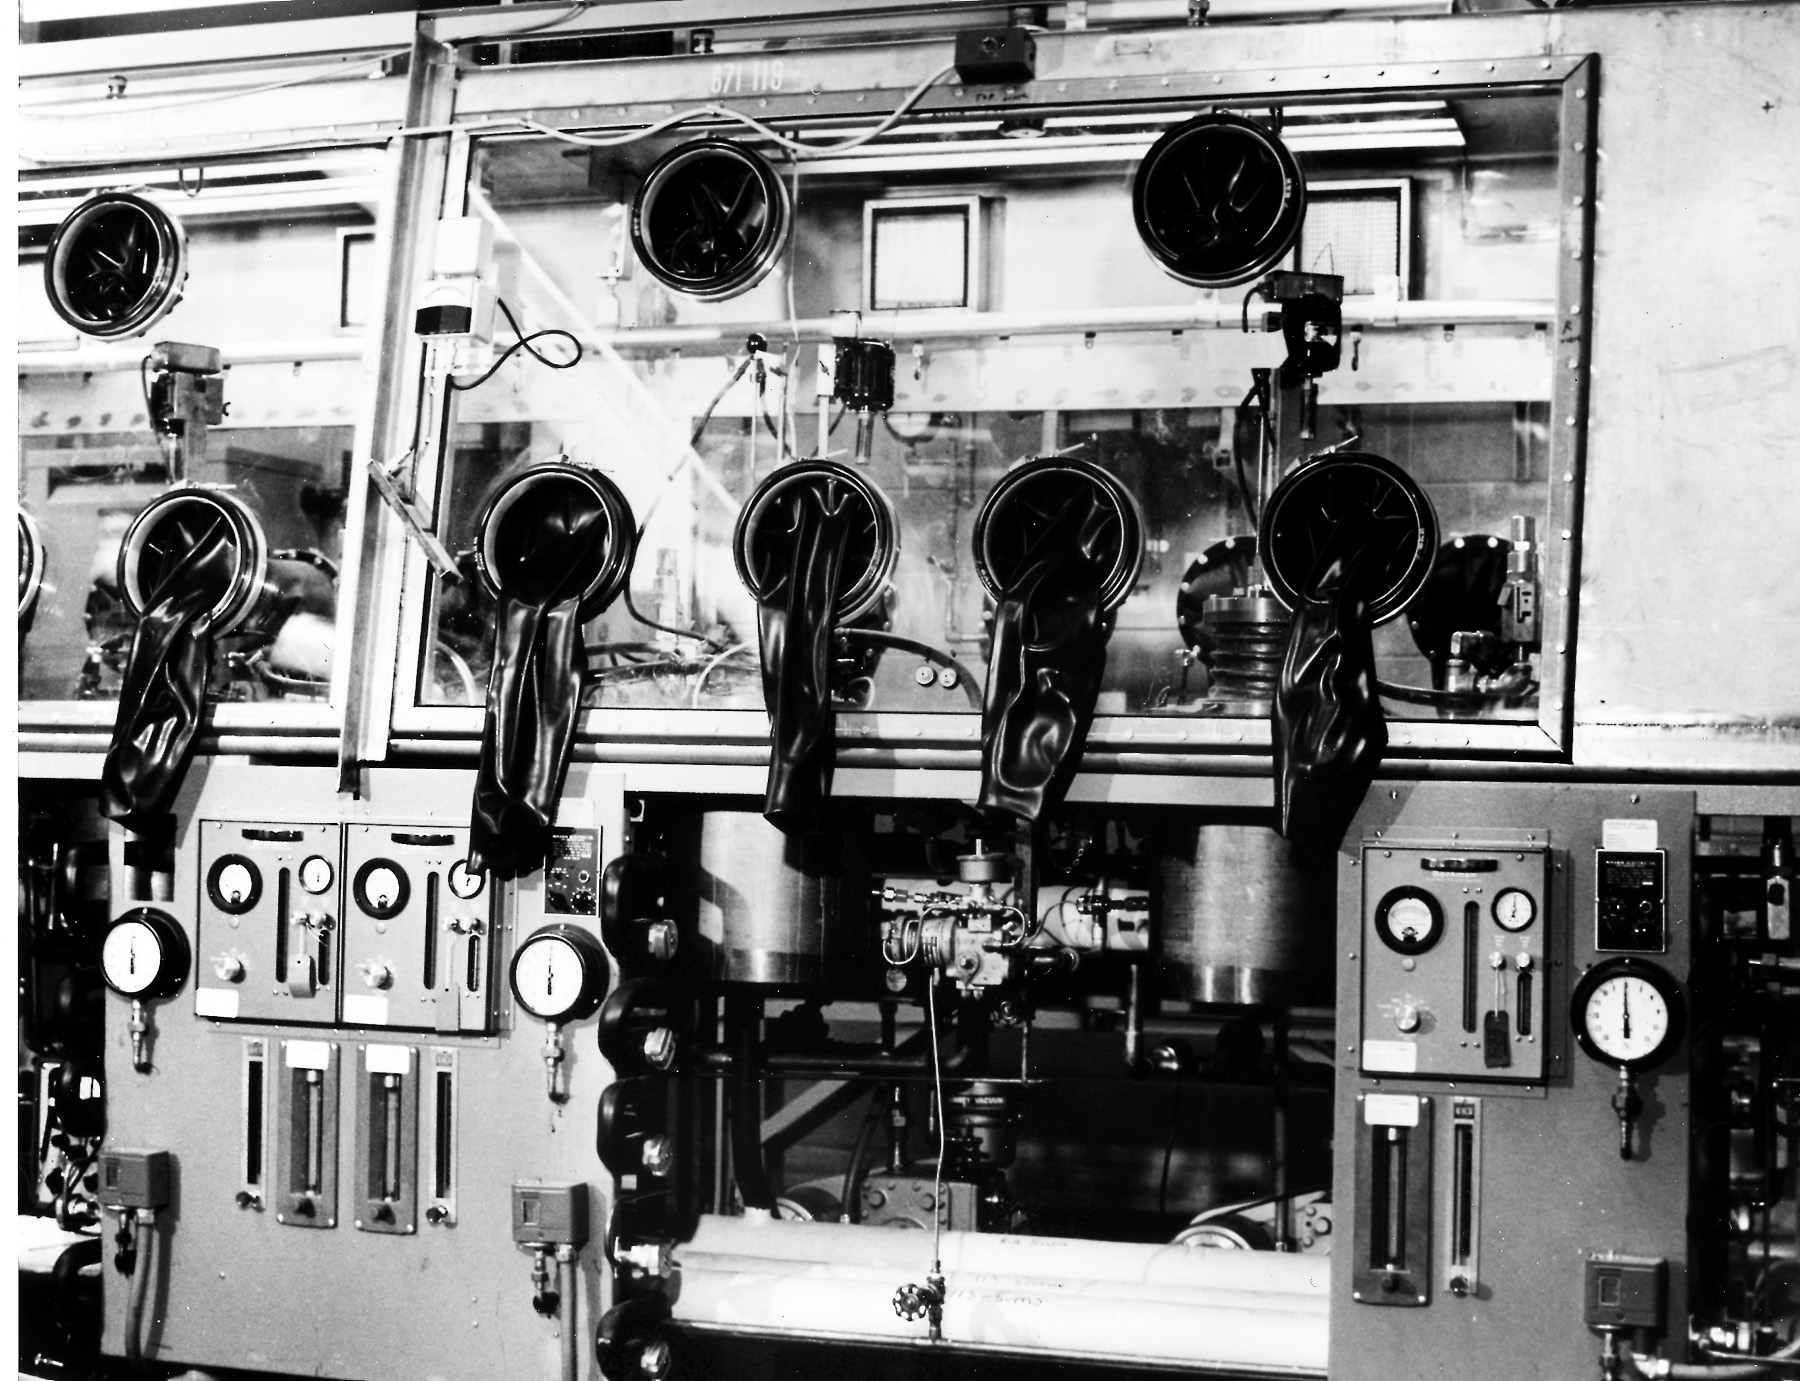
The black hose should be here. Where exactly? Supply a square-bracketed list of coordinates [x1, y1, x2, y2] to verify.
[727, 997, 776, 1212]
[840, 1093, 882, 1223]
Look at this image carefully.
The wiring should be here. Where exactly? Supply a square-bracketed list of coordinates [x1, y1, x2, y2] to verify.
[834, 628, 981, 709]
[926, 976, 948, 1278]
[19, 49, 409, 119]
[447, 299, 581, 392]
[452, 0, 595, 44]
[492, 63, 958, 161]
[689, 643, 754, 707]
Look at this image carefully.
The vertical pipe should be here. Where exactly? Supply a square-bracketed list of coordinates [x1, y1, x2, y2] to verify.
[1123, 965, 1144, 1070]
[727, 995, 775, 1212]
[1272, 1010, 1291, 1249]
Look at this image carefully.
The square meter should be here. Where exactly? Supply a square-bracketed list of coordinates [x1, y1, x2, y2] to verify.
[1360, 835, 1551, 1083]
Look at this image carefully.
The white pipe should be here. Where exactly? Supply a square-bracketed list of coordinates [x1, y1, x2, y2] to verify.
[669, 1216, 1329, 1372]
[592, 299, 1553, 354]
[17, 338, 366, 374]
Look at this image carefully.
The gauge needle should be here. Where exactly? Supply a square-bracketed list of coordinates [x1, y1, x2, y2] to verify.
[1621, 984, 1632, 1040]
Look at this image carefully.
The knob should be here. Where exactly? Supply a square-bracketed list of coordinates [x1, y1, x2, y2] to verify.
[213, 954, 245, 983]
[1450, 1275, 1470, 1297]
[1515, 952, 1533, 971]
[645, 918, 679, 962]
[359, 960, 393, 990]
[425, 1205, 449, 1224]
[639, 1337, 673, 1381]
[642, 1134, 675, 1178]
[1395, 1004, 1422, 1034]
[234, 1190, 261, 1210]
[642, 1028, 677, 1071]
[893, 1284, 931, 1322]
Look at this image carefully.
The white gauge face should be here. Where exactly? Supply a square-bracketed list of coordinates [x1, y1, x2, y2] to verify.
[102, 921, 166, 996]
[360, 865, 403, 912]
[447, 861, 485, 901]
[511, 935, 592, 1021]
[1493, 888, 1537, 933]
[215, 861, 256, 907]
[1582, 975, 1671, 1065]
[299, 856, 334, 895]
[1389, 896, 1434, 941]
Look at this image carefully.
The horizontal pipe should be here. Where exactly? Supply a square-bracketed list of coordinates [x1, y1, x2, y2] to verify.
[592, 299, 1553, 355]
[670, 1216, 1327, 1371]
[16, 338, 367, 374]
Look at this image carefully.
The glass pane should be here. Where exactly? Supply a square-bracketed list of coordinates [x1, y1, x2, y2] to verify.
[17, 150, 381, 705]
[419, 85, 1563, 724]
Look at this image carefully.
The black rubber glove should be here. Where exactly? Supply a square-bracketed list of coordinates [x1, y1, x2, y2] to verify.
[469, 495, 608, 878]
[757, 477, 858, 834]
[978, 489, 1113, 823]
[1273, 551, 1386, 847]
[102, 510, 235, 831]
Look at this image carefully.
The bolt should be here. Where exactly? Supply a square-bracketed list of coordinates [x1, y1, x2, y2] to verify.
[642, 1134, 676, 1178]
[645, 918, 679, 962]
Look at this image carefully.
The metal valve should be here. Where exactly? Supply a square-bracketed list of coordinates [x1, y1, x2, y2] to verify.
[893, 1269, 946, 1339]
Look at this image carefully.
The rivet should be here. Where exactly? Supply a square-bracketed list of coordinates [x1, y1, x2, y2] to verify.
[1573, 141, 1585, 153]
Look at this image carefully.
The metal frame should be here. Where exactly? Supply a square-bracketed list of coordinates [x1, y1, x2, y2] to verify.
[373, 34, 1591, 779]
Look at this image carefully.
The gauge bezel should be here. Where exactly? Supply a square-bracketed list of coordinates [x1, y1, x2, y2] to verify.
[352, 857, 411, 920]
[101, 907, 191, 1000]
[447, 860, 486, 901]
[206, 853, 263, 915]
[1373, 885, 1446, 956]
[298, 855, 335, 896]
[508, 923, 609, 1023]
[1569, 956, 1687, 1073]
[1492, 887, 1537, 933]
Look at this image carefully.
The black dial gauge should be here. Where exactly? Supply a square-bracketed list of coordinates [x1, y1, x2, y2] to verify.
[1374, 886, 1445, 955]
[353, 859, 410, 919]
[1570, 957, 1686, 1072]
[1493, 888, 1537, 933]
[509, 925, 610, 1023]
[206, 854, 262, 914]
[101, 908, 191, 1000]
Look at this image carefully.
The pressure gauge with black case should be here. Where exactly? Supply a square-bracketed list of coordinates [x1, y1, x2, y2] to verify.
[1569, 957, 1687, 1161]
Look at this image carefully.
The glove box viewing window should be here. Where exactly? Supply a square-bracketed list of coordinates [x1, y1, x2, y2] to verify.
[16, 148, 386, 732]
[389, 53, 1591, 757]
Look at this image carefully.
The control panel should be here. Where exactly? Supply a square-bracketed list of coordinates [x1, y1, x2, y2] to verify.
[1360, 838, 1551, 1082]
[340, 827, 493, 1034]
[1595, 850, 1668, 952]
[544, 827, 602, 917]
[195, 822, 343, 1025]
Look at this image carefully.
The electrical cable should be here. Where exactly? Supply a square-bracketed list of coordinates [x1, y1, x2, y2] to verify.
[120, 1207, 156, 1368]
[690, 642, 753, 707]
[18, 50, 409, 119]
[494, 63, 958, 162]
[448, 299, 580, 392]
[454, 0, 595, 44]
[556, 1247, 580, 1381]
[834, 628, 980, 709]
[1626, 1336, 1800, 1380]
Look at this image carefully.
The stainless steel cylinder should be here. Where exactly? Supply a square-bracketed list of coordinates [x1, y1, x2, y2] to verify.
[690, 812, 867, 987]
[1158, 824, 1335, 1005]
[1201, 593, 1291, 706]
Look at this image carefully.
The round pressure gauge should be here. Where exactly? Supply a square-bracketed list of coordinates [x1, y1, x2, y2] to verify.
[299, 855, 335, 896]
[1493, 888, 1537, 933]
[447, 860, 486, 901]
[1373, 886, 1445, 956]
[101, 908, 191, 1000]
[206, 854, 261, 914]
[353, 859, 409, 919]
[1571, 958, 1686, 1073]
[509, 925, 610, 1024]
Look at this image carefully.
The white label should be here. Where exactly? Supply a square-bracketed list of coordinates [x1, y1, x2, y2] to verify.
[1603, 818, 1658, 850]
[366, 1043, 413, 1076]
[1362, 1039, 1419, 1074]
[343, 993, 390, 1027]
[284, 1039, 332, 1071]
[1364, 1093, 1423, 1127]
[195, 987, 239, 1019]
